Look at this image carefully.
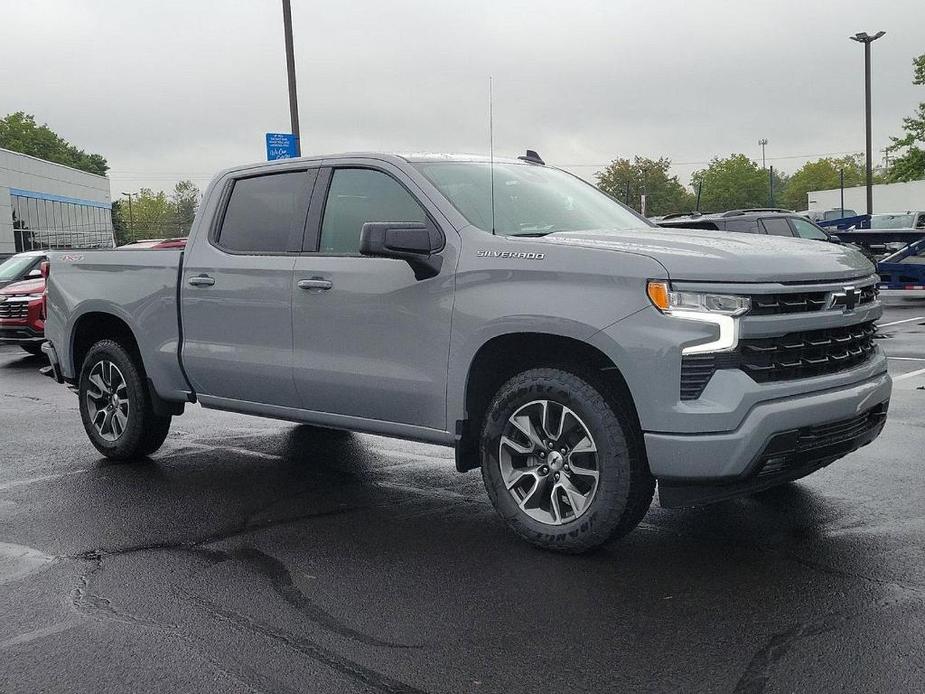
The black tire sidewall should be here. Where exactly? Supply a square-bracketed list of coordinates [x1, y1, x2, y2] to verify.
[480, 368, 634, 551]
[78, 340, 150, 460]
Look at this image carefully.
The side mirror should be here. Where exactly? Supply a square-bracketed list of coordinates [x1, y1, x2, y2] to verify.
[27, 268, 42, 278]
[359, 221, 443, 280]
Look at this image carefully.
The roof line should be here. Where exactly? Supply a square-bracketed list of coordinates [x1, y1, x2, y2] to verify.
[0, 146, 109, 181]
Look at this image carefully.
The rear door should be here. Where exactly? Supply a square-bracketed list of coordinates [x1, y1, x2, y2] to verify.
[291, 162, 455, 430]
[180, 168, 317, 407]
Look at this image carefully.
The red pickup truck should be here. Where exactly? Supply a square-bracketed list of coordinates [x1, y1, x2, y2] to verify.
[0, 276, 46, 355]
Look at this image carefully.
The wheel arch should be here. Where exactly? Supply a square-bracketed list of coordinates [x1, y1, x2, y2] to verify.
[453, 331, 642, 472]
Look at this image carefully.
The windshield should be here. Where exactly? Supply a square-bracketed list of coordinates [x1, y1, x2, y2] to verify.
[0, 255, 38, 281]
[870, 213, 915, 229]
[414, 162, 652, 236]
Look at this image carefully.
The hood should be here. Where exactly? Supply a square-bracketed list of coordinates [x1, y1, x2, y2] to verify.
[0, 277, 45, 296]
[536, 227, 874, 282]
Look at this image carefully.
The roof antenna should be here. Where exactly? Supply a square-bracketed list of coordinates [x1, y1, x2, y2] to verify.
[489, 75, 496, 235]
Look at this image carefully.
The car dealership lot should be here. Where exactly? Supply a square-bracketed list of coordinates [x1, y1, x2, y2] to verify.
[1, 298, 923, 694]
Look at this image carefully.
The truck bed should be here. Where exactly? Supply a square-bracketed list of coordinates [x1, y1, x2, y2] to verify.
[44, 249, 191, 402]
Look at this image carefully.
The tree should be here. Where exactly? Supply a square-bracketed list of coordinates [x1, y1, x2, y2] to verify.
[0, 112, 108, 176]
[596, 156, 694, 216]
[886, 53, 925, 182]
[170, 180, 200, 235]
[111, 200, 129, 246]
[124, 189, 176, 240]
[690, 154, 769, 212]
[778, 155, 867, 211]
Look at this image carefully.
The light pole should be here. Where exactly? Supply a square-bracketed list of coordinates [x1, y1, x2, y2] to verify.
[121, 191, 136, 242]
[281, 0, 301, 156]
[849, 31, 885, 216]
[758, 138, 768, 169]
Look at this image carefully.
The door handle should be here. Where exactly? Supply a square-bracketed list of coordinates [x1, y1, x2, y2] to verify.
[188, 275, 215, 287]
[297, 278, 333, 291]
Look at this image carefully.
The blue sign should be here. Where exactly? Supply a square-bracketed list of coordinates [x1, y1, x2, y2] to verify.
[265, 132, 299, 160]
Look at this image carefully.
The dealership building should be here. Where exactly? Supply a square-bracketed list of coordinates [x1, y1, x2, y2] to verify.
[0, 147, 114, 259]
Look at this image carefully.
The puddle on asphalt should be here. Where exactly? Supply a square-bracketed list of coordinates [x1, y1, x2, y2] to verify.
[0, 542, 54, 584]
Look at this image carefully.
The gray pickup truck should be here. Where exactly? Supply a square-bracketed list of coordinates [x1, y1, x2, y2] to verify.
[42, 152, 891, 553]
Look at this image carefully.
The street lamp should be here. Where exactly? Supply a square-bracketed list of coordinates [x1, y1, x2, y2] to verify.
[849, 30, 885, 216]
[121, 191, 137, 241]
[758, 138, 768, 169]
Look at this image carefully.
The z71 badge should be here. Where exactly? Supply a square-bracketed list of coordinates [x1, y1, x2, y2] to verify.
[476, 250, 545, 260]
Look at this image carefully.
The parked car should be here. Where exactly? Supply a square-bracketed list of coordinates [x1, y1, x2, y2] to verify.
[0, 250, 46, 290]
[658, 208, 876, 261]
[118, 238, 188, 250]
[801, 208, 858, 224]
[42, 152, 890, 553]
[0, 275, 46, 355]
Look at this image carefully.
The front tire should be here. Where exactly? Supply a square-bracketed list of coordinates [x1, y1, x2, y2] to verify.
[78, 340, 171, 460]
[480, 367, 654, 553]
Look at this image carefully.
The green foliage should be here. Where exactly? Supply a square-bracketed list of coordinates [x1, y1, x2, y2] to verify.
[886, 53, 925, 182]
[779, 155, 867, 211]
[170, 180, 200, 234]
[0, 112, 108, 176]
[596, 156, 694, 216]
[114, 180, 200, 242]
[690, 154, 770, 212]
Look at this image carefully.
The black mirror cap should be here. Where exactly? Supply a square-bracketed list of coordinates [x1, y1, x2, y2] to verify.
[359, 222, 443, 280]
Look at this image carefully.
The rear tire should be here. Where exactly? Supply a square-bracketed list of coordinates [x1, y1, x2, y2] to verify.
[78, 339, 172, 460]
[20, 343, 43, 356]
[479, 367, 654, 554]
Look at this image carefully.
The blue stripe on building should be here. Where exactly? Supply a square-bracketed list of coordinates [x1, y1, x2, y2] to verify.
[9, 188, 112, 209]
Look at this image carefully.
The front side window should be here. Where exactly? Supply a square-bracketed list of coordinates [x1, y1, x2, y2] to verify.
[760, 218, 794, 237]
[319, 169, 427, 255]
[790, 218, 829, 240]
[415, 161, 650, 237]
[217, 172, 312, 253]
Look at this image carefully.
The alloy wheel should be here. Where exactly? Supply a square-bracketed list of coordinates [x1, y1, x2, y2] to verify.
[85, 360, 130, 442]
[498, 399, 600, 525]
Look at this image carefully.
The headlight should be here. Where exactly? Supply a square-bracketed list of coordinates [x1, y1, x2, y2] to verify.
[646, 280, 750, 316]
[646, 280, 749, 355]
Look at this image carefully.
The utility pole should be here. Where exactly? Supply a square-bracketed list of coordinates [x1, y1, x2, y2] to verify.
[880, 147, 891, 171]
[758, 138, 768, 169]
[121, 191, 136, 242]
[282, 0, 301, 156]
[839, 168, 845, 219]
[850, 31, 885, 216]
[768, 166, 774, 207]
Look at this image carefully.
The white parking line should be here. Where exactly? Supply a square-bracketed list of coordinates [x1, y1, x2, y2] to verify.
[878, 316, 924, 328]
[893, 367, 925, 383]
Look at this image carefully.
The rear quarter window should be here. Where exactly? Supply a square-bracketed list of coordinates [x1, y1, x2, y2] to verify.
[760, 218, 794, 237]
[722, 220, 760, 234]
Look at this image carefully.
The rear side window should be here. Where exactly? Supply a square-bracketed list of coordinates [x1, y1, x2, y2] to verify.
[723, 220, 760, 234]
[217, 172, 313, 253]
[319, 169, 427, 255]
[760, 218, 794, 237]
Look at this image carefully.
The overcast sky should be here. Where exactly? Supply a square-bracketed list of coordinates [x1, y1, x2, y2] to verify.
[1, 0, 923, 197]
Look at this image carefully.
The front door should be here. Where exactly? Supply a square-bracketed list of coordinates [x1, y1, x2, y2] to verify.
[292, 164, 455, 430]
[181, 169, 316, 407]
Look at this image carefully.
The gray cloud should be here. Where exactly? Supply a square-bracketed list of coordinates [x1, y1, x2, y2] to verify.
[1, 0, 922, 195]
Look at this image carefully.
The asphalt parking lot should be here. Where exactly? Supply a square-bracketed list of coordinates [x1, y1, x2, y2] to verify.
[1, 297, 923, 694]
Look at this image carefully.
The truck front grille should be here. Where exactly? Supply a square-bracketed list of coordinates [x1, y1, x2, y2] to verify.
[679, 321, 878, 400]
[0, 301, 29, 320]
[748, 284, 877, 315]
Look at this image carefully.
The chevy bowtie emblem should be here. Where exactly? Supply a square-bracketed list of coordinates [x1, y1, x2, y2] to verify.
[828, 286, 859, 313]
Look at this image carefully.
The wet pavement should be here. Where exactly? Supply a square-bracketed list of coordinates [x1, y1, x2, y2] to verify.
[0, 297, 923, 693]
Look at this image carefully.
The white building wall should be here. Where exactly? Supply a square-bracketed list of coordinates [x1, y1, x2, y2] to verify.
[807, 179, 925, 215]
[0, 147, 112, 257]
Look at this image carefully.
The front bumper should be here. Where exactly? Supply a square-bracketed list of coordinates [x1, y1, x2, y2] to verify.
[0, 326, 44, 344]
[646, 370, 891, 506]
